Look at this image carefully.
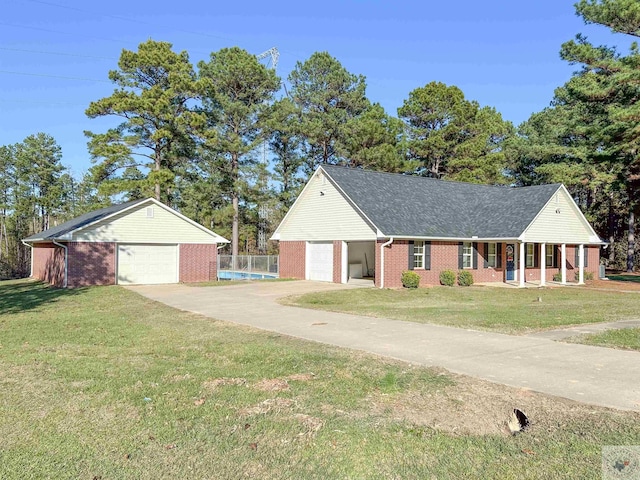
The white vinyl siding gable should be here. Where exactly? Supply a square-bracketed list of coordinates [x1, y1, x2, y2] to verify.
[522, 187, 594, 244]
[277, 173, 376, 241]
[72, 202, 218, 243]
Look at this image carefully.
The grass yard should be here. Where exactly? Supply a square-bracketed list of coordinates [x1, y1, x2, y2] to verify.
[286, 286, 640, 334]
[573, 328, 640, 352]
[2, 279, 640, 479]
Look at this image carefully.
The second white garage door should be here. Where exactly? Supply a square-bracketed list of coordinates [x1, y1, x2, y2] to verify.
[307, 242, 334, 282]
[117, 244, 178, 285]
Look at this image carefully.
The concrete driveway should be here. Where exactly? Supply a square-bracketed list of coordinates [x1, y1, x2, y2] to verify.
[128, 280, 640, 412]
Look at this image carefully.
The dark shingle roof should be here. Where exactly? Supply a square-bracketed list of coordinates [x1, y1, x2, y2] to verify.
[23, 199, 147, 241]
[321, 165, 561, 238]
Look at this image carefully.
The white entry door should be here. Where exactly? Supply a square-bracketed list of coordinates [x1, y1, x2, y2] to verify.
[117, 244, 178, 285]
[307, 242, 334, 282]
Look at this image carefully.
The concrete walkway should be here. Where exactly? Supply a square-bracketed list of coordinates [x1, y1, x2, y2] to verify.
[128, 281, 640, 412]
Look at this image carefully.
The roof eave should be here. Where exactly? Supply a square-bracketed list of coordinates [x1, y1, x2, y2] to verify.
[379, 235, 521, 242]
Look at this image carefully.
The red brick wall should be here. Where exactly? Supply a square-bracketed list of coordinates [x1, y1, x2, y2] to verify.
[333, 241, 342, 283]
[522, 245, 599, 282]
[179, 244, 217, 283]
[377, 241, 601, 288]
[279, 241, 306, 279]
[375, 239, 410, 288]
[32, 242, 65, 288]
[67, 242, 116, 288]
[411, 241, 504, 286]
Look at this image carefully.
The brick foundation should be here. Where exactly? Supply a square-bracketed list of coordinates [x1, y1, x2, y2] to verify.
[179, 244, 218, 282]
[279, 241, 306, 279]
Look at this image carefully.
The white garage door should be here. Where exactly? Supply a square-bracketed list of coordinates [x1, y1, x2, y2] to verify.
[117, 244, 178, 285]
[307, 242, 334, 282]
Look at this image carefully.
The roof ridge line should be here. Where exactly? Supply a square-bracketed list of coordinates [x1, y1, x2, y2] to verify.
[320, 165, 561, 190]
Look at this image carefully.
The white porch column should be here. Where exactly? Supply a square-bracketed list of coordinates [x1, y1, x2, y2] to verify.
[561, 243, 567, 284]
[519, 242, 526, 287]
[578, 243, 585, 285]
[341, 241, 348, 284]
[540, 243, 546, 287]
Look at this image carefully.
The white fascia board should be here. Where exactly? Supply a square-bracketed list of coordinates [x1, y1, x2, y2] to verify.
[149, 198, 230, 243]
[383, 235, 520, 242]
[558, 184, 603, 241]
[65, 198, 230, 244]
[519, 184, 603, 244]
[518, 184, 562, 240]
[271, 168, 324, 240]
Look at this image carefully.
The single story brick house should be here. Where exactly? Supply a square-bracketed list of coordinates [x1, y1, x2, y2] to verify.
[23, 198, 228, 288]
[272, 166, 604, 288]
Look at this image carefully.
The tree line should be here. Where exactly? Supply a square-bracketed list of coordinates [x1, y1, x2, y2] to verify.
[1, 0, 637, 279]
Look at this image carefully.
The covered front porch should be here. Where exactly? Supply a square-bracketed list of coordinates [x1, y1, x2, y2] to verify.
[503, 241, 597, 288]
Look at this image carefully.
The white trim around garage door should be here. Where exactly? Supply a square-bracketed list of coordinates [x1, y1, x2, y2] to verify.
[116, 243, 180, 285]
[305, 241, 334, 282]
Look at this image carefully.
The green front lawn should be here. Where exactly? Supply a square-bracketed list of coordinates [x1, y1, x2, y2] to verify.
[574, 328, 640, 351]
[2, 279, 640, 479]
[286, 286, 640, 334]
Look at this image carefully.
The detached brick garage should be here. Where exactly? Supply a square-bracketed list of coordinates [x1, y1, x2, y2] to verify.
[23, 198, 228, 288]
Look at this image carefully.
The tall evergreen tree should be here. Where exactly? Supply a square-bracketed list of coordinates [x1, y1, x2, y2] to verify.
[337, 103, 413, 173]
[266, 98, 305, 209]
[15, 133, 65, 232]
[197, 47, 280, 257]
[560, 0, 640, 271]
[86, 40, 203, 205]
[398, 82, 513, 183]
[288, 52, 369, 172]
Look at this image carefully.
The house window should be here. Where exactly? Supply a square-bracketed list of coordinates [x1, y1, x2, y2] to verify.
[462, 242, 473, 269]
[413, 241, 424, 269]
[525, 243, 535, 268]
[546, 244, 556, 267]
[486, 243, 497, 268]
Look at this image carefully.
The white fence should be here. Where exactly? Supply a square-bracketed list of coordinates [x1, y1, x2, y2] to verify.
[217, 255, 279, 278]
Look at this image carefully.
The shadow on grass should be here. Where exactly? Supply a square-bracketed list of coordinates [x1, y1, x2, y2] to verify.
[0, 279, 85, 315]
[608, 274, 640, 284]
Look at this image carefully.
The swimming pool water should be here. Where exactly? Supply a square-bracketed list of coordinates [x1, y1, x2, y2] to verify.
[217, 271, 278, 280]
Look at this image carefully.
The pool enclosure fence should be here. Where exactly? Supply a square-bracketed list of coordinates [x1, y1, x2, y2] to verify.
[217, 255, 279, 279]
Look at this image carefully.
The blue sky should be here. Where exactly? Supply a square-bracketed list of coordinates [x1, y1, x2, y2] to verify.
[0, 0, 624, 177]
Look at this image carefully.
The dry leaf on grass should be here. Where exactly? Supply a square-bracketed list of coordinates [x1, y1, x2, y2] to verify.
[253, 378, 290, 392]
[203, 377, 246, 391]
[286, 373, 315, 382]
[239, 398, 296, 416]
